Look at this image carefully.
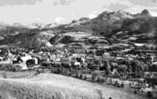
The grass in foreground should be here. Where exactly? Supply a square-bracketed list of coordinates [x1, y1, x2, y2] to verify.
[0, 73, 147, 99]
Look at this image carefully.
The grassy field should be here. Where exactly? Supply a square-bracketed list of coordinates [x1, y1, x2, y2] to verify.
[0, 72, 147, 99]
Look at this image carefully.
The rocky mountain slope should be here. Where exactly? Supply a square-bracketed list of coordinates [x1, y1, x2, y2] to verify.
[0, 9, 156, 51]
[47, 9, 157, 52]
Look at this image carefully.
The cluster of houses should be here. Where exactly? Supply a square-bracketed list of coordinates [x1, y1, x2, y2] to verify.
[0, 47, 38, 71]
[0, 42, 157, 97]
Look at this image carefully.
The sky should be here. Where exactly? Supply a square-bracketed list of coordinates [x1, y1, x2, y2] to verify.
[0, 0, 157, 25]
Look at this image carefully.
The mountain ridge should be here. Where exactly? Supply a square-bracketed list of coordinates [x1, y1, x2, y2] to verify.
[0, 9, 156, 50]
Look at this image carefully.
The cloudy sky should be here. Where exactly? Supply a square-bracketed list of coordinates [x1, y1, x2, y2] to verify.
[0, 0, 157, 25]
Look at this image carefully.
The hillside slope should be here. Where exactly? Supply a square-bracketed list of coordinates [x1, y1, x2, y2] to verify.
[0, 9, 156, 50]
[0, 73, 146, 99]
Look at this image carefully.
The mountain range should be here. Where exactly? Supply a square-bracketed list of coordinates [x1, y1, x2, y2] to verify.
[0, 9, 156, 51]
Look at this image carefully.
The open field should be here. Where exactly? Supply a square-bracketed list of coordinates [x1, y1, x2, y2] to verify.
[0, 71, 36, 78]
[0, 71, 148, 99]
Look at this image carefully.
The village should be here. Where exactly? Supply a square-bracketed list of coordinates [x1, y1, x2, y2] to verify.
[0, 0, 157, 98]
[0, 38, 157, 98]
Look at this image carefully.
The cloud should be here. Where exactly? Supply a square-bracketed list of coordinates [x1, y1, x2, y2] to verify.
[54, 17, 66, 24]
[0, 0, 157, 25]
[125, 5, 157, 15]
[128, 0, 157, 7]
[107, 3, 130, 11]
[0, 0, 112, 25]
[53, 0, 76, 6]
[0, 0, 41, 6]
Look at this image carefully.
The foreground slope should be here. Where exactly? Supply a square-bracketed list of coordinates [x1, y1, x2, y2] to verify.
[0, 73, 146, 99]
